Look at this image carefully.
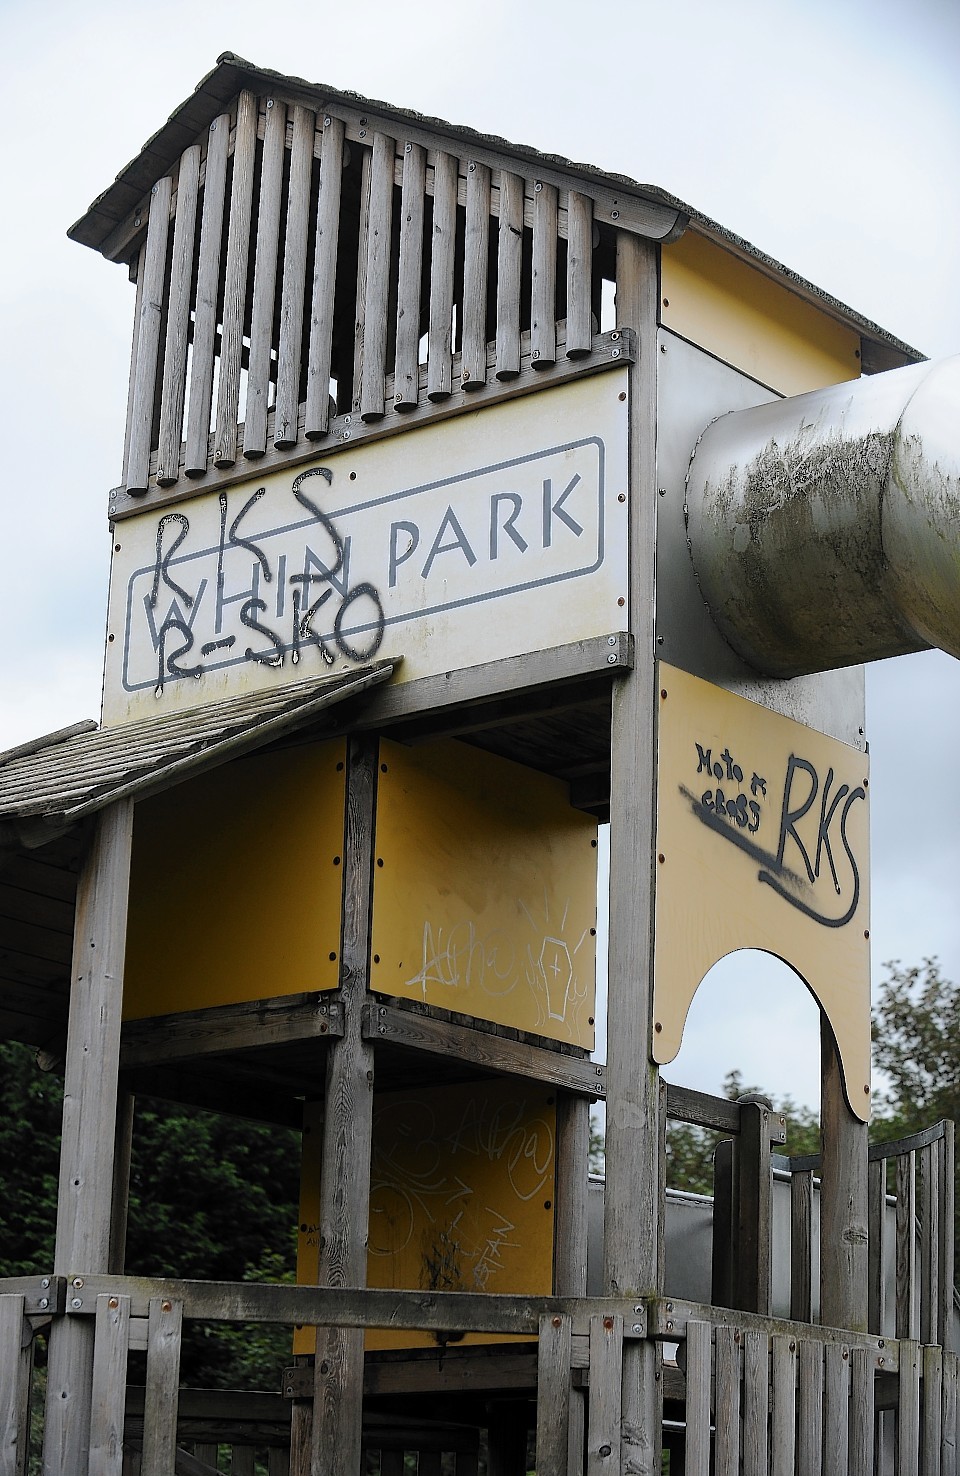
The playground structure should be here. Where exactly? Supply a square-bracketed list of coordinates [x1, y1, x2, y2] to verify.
[0, 52, 958, 1473]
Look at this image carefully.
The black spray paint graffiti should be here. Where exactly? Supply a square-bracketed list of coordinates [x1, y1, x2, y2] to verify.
[683, 739, 866, 929]
[147, 467, 386, 695]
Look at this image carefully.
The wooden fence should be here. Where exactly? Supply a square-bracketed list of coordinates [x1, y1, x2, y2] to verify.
[120, 90, 617, 504]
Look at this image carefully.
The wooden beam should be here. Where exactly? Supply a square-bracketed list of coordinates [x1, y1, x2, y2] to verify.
[120, 995, 343, 1068]
[820, 1018, 868, 1333]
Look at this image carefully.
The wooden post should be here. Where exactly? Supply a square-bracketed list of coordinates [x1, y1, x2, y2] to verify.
[734, 1096, 773, 1315]
[820, 1018, 868, 1332]
[602, 232, 661, 1476]
[553, 1095, 589, 1469]
[310, 737, 378, 1476]
[43, 800, 134, 1476]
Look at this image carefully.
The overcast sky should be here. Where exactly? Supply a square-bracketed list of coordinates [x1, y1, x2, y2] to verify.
[0, 0, 957, 1114]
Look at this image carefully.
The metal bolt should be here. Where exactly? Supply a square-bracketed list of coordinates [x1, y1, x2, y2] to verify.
[552, 1316, 562, 1328]
[657, 635, 664, 645]
[266, 99, 275, 109]
[666, 1321, 673, 1332]
[611, 209, 620, 219]
[618, 493, 626, 503]
[342, 431, 351, 441]
[598, 1067, 604, 1076]
[161, 1301, 172, 1313]
[71, 1298, 82, 1309]
[41, 1278, 50, 1289]
[379, 1025, 386, 1034]
[469, 162, 476, 172]
[532, 349, 540, 360]
[608, 635, 617, 646]
[404, 141, 411, 152]
[109, 1298, 119, 1309]
[73, 1279, 84, 1289]
[634, 1305, 643, 1314]
[39, 1298, 48, 1310]
[612, 348, 621, 358]
[611, 331, 621, 340]
[660, 343, 667, 353]
[658, 487, 666, 496]
[359, 129, 366, 138]
[324, 116, 332, 127]
[534, 181, 543, 192]
[603, 1317, 614, 1330]
[633, 1323, 643, 1334]
[606, 653, 617, 665]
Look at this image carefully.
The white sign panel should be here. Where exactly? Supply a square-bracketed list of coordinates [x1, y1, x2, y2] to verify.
[103, 372, 629, 724]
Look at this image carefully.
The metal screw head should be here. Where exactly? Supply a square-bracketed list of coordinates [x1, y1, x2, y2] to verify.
[612, 348, 621, 359]
[404, 141, 411, 152]
[359, 129, 366, 138]
[41, 1278, 50, 1289]
[39, 1298, 48, 1310]
[324, 116, 332, 126]
[666, 1320, 674, 1331]
[532, 349, 540, 360]
[71, 1298, 82, 1309]
[607, 635, 617, 646]
[109, 1298, 119, 1309]
[266, 99, 274, 109]
[469, 162, 476, 172]
[534, 181, 543, 192]
[632, 1323, 643, 1334]
[161, 1301, 172, 1313]
[611, 330, 621, 340]
[73, 1278, 84, 1289]
[611, 209, 620, 219]
[606, 653, 617, 665]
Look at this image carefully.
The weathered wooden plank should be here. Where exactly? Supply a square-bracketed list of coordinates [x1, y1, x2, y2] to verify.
[897, 1339, 920, 1475]
[230, 1449, 256, 1475]
[820, 1020, 869, 1332]
[895, 1150, 917, 1340]
[121, 994, 341, 1068]
[711, 1139, 735, 1310]
[141, 1298, 183, 1476]
[214, 92, 258, 468]
[822, 1342, 849, 1474]
[350, 145, 373, 421]
[43, 801, 135, 1476]
[304, 114, 345, 439]
[427, 151, 457, 401]
[923, 1344, 944, 1476]
[267, 1448, 290, 1476]
[868, 1157, 886, 1335]
[192, 1448, 219, 1471]
[274, 105, 316, 450]
[393, 141, 426, 411]
[360, 133, 397, 422]
[126, 176, 173, 493]
[736, 1099, 772, 1315]
[848, 1345, 874, 1476]
[791, 1169, 814, 1324]
[554, 1095, 590, 1304]
[742, 1330, 769, 1476]
[461, 160, 490, 391]
[535, 1313, 571, 1476]
[684, 1320, 712, 1476]
[109, 1092, 135, 1275]
[565, 192, 594, 359]
[495, 171, 523, 381]
[0, 879, 77, 937]
[156, 145, 201, 486]
[797, 1338, 823, 1476]
[531, 180, 558, 368]
[183, 114, 230, 477]
[920, 1142, 936, 1346]
[89, 1294, 130, 1476]
[942, 1350, 958, 1476]
[941, 1125, 956, 1355]
[770, 1334, 797, 1476]
[713, 1325, 740, 1476]
[665, 1080, 747, 1137]
[243, 98, 287, 457]
[586, 1314, 622, 1476]
[0, 1294, 29, 1476]
[122, 245, 147, 488]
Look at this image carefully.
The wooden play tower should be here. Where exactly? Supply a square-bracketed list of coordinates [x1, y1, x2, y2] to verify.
[0, 52, 958, 1474]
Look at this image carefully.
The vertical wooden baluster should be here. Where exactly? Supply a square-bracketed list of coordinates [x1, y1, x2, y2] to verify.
[713, 1325, 741, 1476]
[243, 97, 287, 457]
[822, 1343, 849, 1474]
[125, 176, 172, 494]
[122, 244, 146, 488]
[921, 1141, 940, 1347]
[393, 142, 426, 411]
[684, 1321, 712, 1476]
[797, 1338, 823, 1476]
[742, 1330, 769, 1476]
[89, 1294, 131, 1476]
[712, 1138, 735, 1309]
[427, 151, 457, 401]
[351, 146, 373, 416]
[896, 1150, 917, 1341]
[566, 191, 594, 358]
[791, 1168, 813, 1323]
[941, 1125, 955, 1356]
[898, 1340, 921, 1474]
[304, 114, 344, 439]
[214, 90, 257, 468]
[553, 1094, 588, 1476]
[535, 1314, 571, 1476]
[360, 132, 396, 423]
[924, 1345, 944, 1476]
[869, 1156, 886, 1335]
[531, 179, 558, 369]
[274, 105, 316, 450]
[771, 1334, 798, 1476]
[184, 112, 230, 477]
[849, 1346, 874, 1476]
[461, 160, 490, 391]
[155, 144, 201, 487]
[495, 171, 523, 380]
[586, 1315, 622, 1476]
[0, 1294, 30, 1476]
[140, 1298, 183, 1476]
[942, 1350, 958, 1476]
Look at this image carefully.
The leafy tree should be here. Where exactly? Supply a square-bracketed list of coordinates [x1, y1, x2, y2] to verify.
[871, 957, 960, 1132]
[665, 1070, 821, 1197]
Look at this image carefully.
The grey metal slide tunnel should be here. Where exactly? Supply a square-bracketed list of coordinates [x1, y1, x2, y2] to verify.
[684, 355, 960, 677]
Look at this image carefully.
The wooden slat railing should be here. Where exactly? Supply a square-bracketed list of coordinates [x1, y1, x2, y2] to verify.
[117, 92, 614, 505]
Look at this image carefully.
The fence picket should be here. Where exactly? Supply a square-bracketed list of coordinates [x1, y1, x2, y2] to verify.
[90, 1294, 131, 1476]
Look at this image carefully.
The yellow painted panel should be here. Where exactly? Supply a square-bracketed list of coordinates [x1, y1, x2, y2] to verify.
[370, 739, 598, 1047]
[661, 232, 861, 395]
[654, 664, 871, 1118]
[123, 740, 345, 1018]
[295, 1080, 556, 1352]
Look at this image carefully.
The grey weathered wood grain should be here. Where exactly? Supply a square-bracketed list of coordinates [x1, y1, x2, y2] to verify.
[742, 1329, 769, 1476]
[109, 1092, 135, 1275]
[0, 1295, 29, 1476]
[126, 176, 173, 493]
[711, 1139, 735, 1310]
[771, 1335, 797, 1476]
[713, 1324, 740, 1476]
[923, 1344, 944, 1476]
[822, 1342, 849, 1474]
[848, 1345, 874, 1476]
[554, 1095, 590, 1300]
[535, 1313, 571, 1476]
[896, 1150, 917, 1340]
[156, 145, 201, 486]
[791, 1168, 813, 1323]
[427, 151, 457, 401]
[942, 1350, 958, 1476]
[122, 246, 147, 487]
[684, 1320, 712, 1476]
[243, 98, 287, 457]
[565, 192, 593, 359]
[141, 1298, 183, 1476]
[920, 1142, 936, 1345]
[898, 1339, 921, 1474]
[820, 1020, 868, 1332]
[942, 1124, 956, 1355]
[461, 161, 490, 391]
[393, 141, 426, 411]
[122, 994, 342, 1068]
[495, 171, 524, 380]
[304, 115, 345, 438]
[736, 1099, 772, 1315]
[351, 145, 373, 419]
[230, 1448, 256, 1475]
[587, 1314, 622, 1476]
[797, 1338, 823, 1476]
[274, 106, 316, 449]
[868, 1157, 886, 1335]
[184, 113, 230, 477]
[360, 133, 396, 422]
[89, 1294, 130, 1476]
[531, 180, 558, 368]
[214, 92, 258, 468]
